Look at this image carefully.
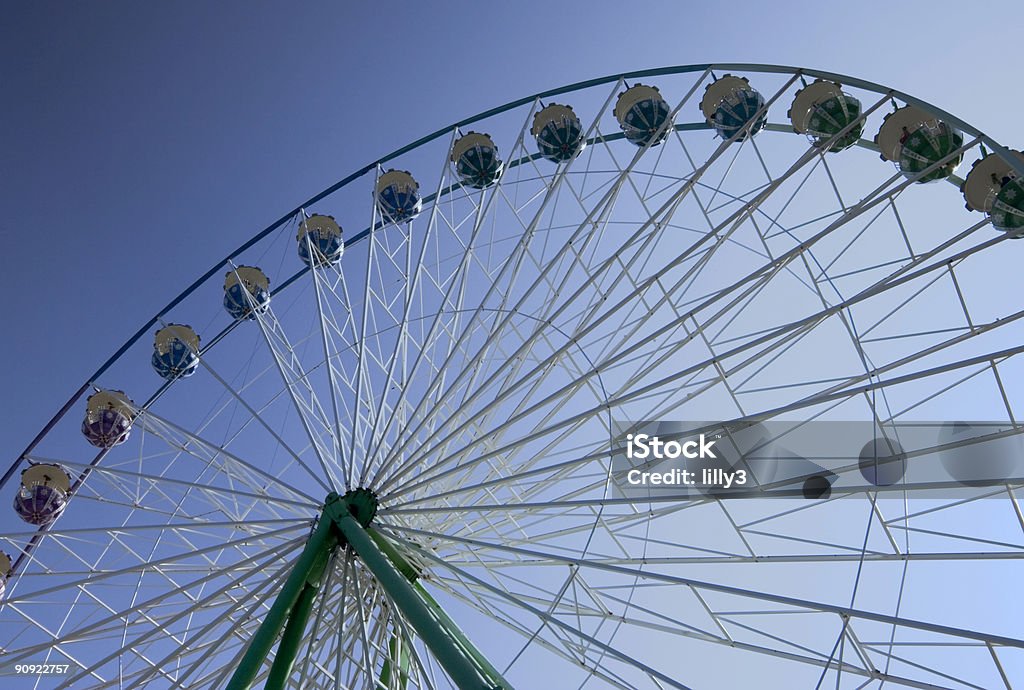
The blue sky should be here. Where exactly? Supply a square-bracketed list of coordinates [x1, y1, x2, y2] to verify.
[4, 1, 1024, 448]
[3, 3, 1024, 686]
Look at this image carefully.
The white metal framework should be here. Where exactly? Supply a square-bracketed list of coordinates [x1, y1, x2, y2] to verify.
[1, 64, 1023, 689]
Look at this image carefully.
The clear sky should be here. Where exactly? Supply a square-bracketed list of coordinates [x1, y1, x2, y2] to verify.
[4, 1, 1024, 451]
[3, 3, 1024, 687]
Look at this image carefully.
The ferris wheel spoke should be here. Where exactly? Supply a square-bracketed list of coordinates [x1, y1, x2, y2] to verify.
[740, 245, 1018, 403]
[306, 256, 365, 482]
[47, 458, 314, 519]
[47, 534, 301, 690]
[3, 521, 307, 611]
[483, 569, 889, 690]
[637, 161, 827, 418]
[385, 228, 1016, 507]
[348, 178, 391, 481]
[603, 123, 812, 361]
[0, 517, 304, 547]
[803, 198, 897, 287]
[382, 420, 1021, 530]
[3, 541, 305, 680]
[7, 453, 308, 679]
[569, 77, 855, 344]
[63, 392, 293, 524]
[301, 234, 361, 491]
[197, 583, 319, 690]
[380, 134, 741, 475]
[402, 522, 1024, 646]
[376, 77, 736, 487]
[555, 122, 967, 387]
[138, 585, 284, 690]
[378, 179, 696, 494]
[375, 140, 615, 487]
[364, 216, 502, 485]
[132, 407, 322, 505]
[463, 138, 718, 415]
[359, 145, 455, 489]
[855, 264, 955, 343]
[364, 185, 504, 482]
[446, 569, 643, 690]
[429, 319, 608, 506]
[10, 557, 287, 689]
[431, 213, 615, 444]
[194, 353, 337, 497]
[436, 548, 1024, 567]
[133, 337, 328, 501]
[383, 131, 890, 496]
[393, 524, 1021, 687]
[0, 603, 107, 684]
[422, 556, 641, 688]
[240, 273, 344, 491]
[543, 161, 906, 394]
[409, 541, 697, 690]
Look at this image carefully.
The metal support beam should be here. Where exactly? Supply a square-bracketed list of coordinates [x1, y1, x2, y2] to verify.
[225, 509, 337, 690]
[413, 581, 511, 688]
[265, 572, 323, 689]
[380, 631, 411, 690]
[331, 508, 499, 690]
[225, 493, 509, 690]
[368, 528, 512, 689]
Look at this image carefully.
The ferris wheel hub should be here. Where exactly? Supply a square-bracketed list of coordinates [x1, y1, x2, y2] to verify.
[327, 487, 379, 529]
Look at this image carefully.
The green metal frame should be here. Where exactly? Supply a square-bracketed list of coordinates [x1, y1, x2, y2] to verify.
[367, 527, 510, 688]
[225, 506, 337, 690]
[225, 492, 511, 690]
[380, 631, 411, 690]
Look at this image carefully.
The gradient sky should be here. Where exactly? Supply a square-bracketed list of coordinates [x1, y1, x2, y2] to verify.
[5, 1, 1024, 452]
[4, 2, 1024, 686]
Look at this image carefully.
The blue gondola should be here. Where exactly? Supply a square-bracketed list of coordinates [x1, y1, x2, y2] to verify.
[298, 214, 344, 267]
[376, 170, 422, 223]
[81, 390, 135, 448]
[14, 464, 71, 526]
[615, 84, 673, 147]
[701, 75, 767, 141]
[451, 132, 504, 188]
[151, 324, 201, 381]
[532, 104, 585, 162]
[224, 266, 271, 320]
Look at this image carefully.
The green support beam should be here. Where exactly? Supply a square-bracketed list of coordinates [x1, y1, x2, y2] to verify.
[330, 507, 498, 690]
[413, 582, 510, 688]
[380, 631, 411, 690]
[265, 541, 331, 690]
[225, 491, 511, 690]
[225, 505, 337, 690]
[368, 527, 512, 690]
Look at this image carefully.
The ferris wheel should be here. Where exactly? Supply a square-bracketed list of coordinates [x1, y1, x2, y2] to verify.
[2, 63, 1024, 689]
